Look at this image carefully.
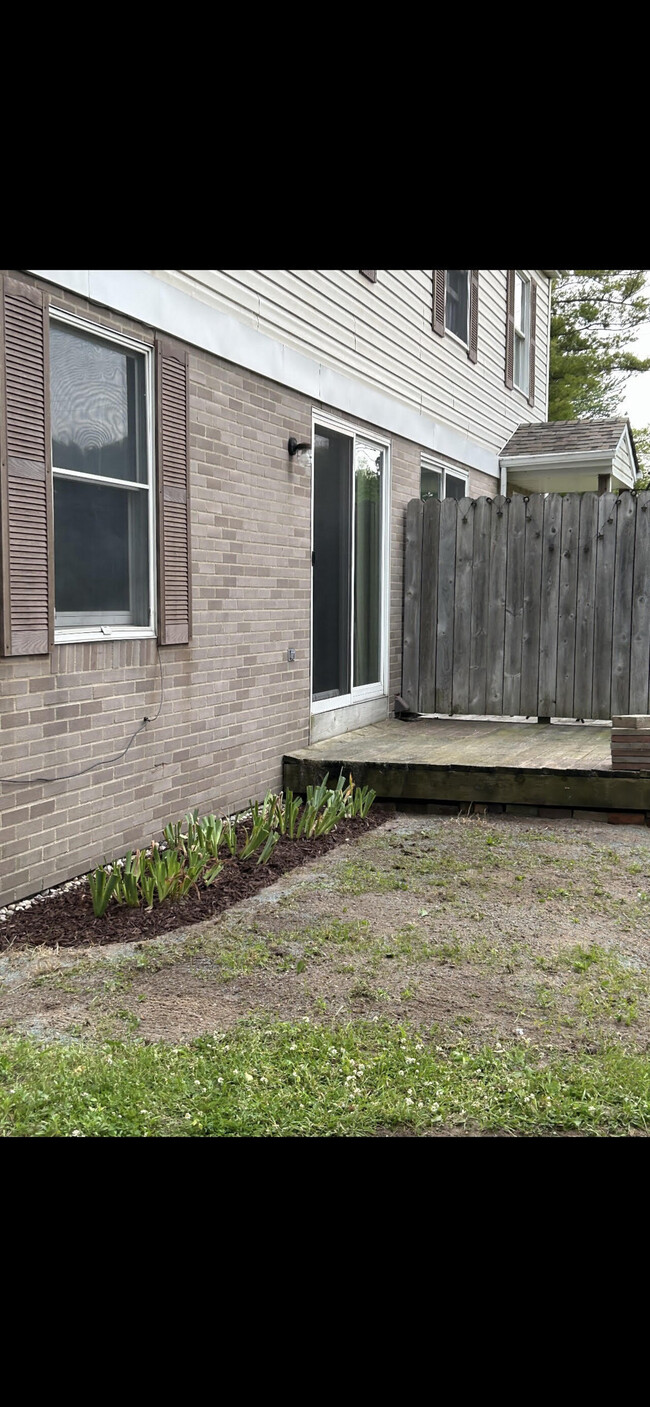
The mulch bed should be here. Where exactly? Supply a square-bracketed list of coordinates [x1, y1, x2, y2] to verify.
[0, 808, 392, 955]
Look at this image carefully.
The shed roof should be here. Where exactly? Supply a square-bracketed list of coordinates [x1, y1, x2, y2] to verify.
[500, 419, 632, 460]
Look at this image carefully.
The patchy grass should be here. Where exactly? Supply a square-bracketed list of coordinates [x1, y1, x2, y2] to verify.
[1, 1018, 649, 1137]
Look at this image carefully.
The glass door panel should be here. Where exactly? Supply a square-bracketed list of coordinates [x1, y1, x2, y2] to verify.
[312, 425, 352, 701]
[353, 440, 383, 689]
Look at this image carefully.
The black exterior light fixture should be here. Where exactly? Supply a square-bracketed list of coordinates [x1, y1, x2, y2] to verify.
[288, 437, 311, 457]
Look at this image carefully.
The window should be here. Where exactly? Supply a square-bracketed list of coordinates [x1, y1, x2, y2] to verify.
[312, 419, 388, 709]
[420, 457, 469, 501]
[513, 271, 530, 393]
[445, 270, 470, 344]
[50, 315, 154, 639]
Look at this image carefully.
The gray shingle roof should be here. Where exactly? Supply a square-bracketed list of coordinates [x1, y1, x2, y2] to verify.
[500, 419, 630, 459]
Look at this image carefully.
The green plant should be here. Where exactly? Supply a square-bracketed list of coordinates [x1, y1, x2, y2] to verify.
[88, 866, 121, 918]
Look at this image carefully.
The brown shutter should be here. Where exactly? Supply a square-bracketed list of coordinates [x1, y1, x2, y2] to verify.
[359, 270, 377, 282]
[432, 271, 445, 336]
[528, 278, 537, 407]
[156, 338, 192, 645]
[468, 270, 479, 363]
[505, 270, 515, 389]
[0, 277, 52, 656]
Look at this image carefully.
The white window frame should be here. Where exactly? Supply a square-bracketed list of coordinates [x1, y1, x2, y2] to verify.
[50, 308, 157, 645]
[513, 270, 530, 394]
[444, 270, 470, 348]
[310, 411, 391, 715]
[421, 454, 469, 500]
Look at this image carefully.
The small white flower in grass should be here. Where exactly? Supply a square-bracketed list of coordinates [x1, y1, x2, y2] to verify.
[430, 1103, 440, 1112]
[185, 1113, 191, 1120]
[407, 1088, 414, 1096]
[405, 1057, 416, 1064]
[289, 1044, 297, 1051]
[260, 1076, 268, 1084]
[194, 1080, 201, 1086]
[405, 1098, 414, 1107]
[588, 1106, 596, 1114]
[398, 1070, 405, 1076]
[217, 1077, 223, 1085]
[244, 1073, 253, 1082]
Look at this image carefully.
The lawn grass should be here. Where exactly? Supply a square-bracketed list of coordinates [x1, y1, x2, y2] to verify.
[1, 1018, 649, 1137]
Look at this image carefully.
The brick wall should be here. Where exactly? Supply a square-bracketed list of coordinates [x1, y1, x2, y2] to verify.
[0, 271, 498, 905]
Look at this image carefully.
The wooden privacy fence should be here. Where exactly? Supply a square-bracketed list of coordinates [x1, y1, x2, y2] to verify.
[402, 491, 650, 721]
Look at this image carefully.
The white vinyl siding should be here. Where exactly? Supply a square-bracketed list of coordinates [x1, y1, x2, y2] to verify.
[148, 269, 551, 455]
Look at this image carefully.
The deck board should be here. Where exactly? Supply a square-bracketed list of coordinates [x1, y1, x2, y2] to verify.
[283, 718, 650, 812]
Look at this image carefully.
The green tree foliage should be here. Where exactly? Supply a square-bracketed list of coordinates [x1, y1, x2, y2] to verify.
[549, 271, 650, 422]
[633, 426, 650, 488]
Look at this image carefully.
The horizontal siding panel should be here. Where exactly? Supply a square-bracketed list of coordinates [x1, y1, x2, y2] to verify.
[153, 268, 552, 456]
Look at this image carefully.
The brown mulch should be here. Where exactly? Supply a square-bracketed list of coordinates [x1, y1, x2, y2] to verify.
[0, 808, 391, 955]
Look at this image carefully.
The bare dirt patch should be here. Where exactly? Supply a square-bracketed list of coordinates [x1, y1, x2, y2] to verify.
[3, 811, 650, 1061]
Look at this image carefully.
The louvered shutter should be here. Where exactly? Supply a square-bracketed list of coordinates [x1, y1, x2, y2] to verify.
[468, 270, 479, 363]
[0, 277, 52, 656]
[359, 270, 377, 282]
[505, 270, 515, 389]
[432, 271, 445, 336]
[156, 338, 192, 645]
[528, 278, 537, 407]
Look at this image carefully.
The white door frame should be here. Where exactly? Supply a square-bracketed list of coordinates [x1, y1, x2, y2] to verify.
[310, 410, 391, 716]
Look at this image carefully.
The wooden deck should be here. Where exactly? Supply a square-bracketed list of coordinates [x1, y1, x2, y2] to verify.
[284, 718, 650, 813]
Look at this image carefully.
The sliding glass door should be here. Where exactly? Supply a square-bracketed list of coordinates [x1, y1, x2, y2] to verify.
[312, 420, 387, 709]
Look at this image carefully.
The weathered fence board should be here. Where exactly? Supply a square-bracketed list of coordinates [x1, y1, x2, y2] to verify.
[503, 493, 526, 716]
[630, 491, 650, 713]
[538, 494, 563, 716]
[556, 492, 581, 718]
[452, 498, 474, 714]
[520, 494, 544, 717]
[573, 492, 598, 720]
[592, 493, 617, 720]
[486, 495, 508, 714]
[611, 492, 636, 716]
[401, 498, 423, 712]
[402, 490, 649, 722]
[435, 498, 458, 714]
[468, 497, 491, 714]
[418, 497, 440, 714]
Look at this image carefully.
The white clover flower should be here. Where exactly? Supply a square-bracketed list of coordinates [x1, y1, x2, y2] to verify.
[185, 1113, 191, 1120]
[244, 1073, 253, 1082]
[260, 1077, 268, 1084]
[217, 1077, 223, 1085]
[405, 1097, 414, 1106]
[289, 1043, 297, 1051]
[430, 1103, 440, 1112]
[418, 1102, 424, 1109]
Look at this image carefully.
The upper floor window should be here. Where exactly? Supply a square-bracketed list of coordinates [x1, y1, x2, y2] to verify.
[445, 270, 470, 345]
[513, 272, 530, 392]
[50, 315, 155, 638]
